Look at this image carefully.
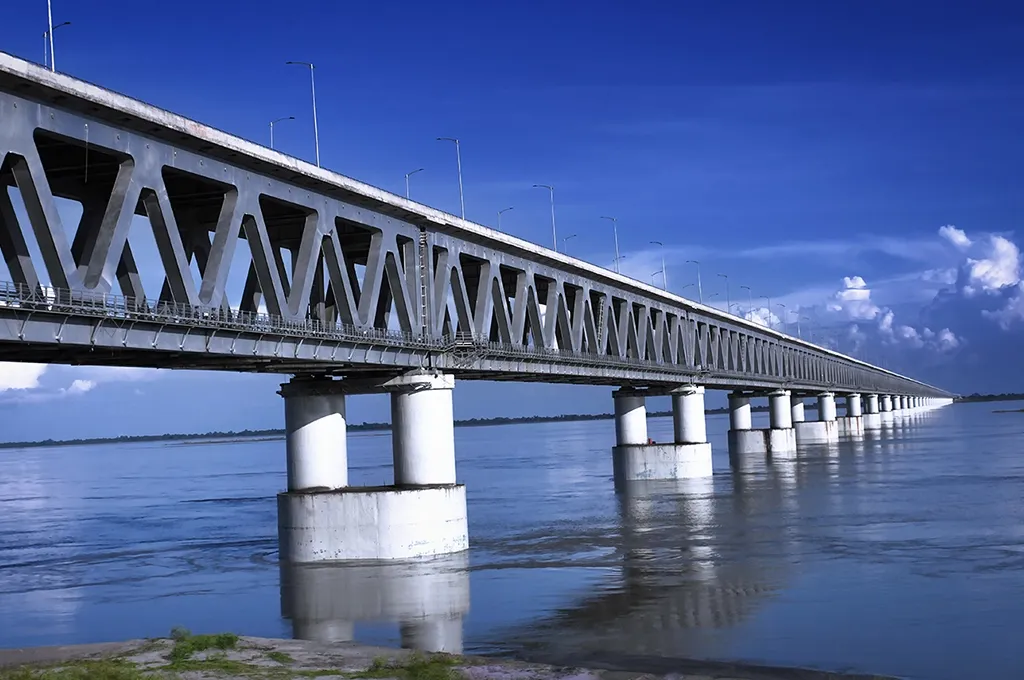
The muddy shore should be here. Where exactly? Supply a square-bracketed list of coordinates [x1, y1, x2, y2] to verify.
[0, 634, 897, 680]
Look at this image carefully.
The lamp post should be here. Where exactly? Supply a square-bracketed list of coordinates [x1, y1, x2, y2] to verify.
[800, 315, 810, 341]
[651, 241, 668, 290]
[562, 234, 577, 254]
[600, 216, 621, 273]
[437, 138, 465, 219]
[404, 168, 424, 199]
[533, 184, 557, 251]
[43, 19, 70, 71]
[497, 206, 514, 230]
[740, 285, 753, 319]
[269, 116, 294, 150]
[285, 61, 320, 167]
[717, 273, 731, 314]
[777, 303, 787, 333]
[686, 259, 702, 303]
[764, 296, 773, 329]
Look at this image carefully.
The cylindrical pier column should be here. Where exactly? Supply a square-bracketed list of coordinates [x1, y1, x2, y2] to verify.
[881, 395, 892, 412]
[866, 394, 879, 413]
[846, 393, 863, 417]
[769, 390, 793, 429]
[392, 373, 457, 485]
[817, 392, 837, 421]
[672, 386, 707, 444]
[614, 389, 648, 445]
[281, 378, 348, 492]
[729, 392, 752, 430]
[791, 398, 806, 424]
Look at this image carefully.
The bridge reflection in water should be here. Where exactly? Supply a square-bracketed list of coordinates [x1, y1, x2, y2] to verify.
[276, 429, 916, 661]
[279, 553, 470, 653]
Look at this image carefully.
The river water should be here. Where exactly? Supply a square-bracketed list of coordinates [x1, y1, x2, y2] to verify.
[1, 402, 1022, 679]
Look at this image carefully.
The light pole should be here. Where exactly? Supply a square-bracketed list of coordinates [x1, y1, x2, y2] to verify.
[651, 241, 668, 290]
[763, 296, 773, 329]
[740, 285, 753, 318]
[285, 61, 320, 167]
[777, 303, 787, 333]
[533, 184, 557, 251]
[562, 234, 577, 254]
[600, 216, 621, 273]
[800, 315, 810, 340]
[717, 273, 731, 314]
[437, 138, 465, 218]
[404, 168, 424, 199]
[269, 116, 294, 150]
[43, 19, 70, 71]
[686, 259, 702, 303]
[497, 206, 514, 230]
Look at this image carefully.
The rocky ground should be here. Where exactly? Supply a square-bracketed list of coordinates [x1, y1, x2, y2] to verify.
[0, 631, 898, 680]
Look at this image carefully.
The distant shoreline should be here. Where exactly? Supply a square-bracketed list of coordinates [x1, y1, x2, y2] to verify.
[0, 406, 773, 450]
[3, 391, 1016, 451]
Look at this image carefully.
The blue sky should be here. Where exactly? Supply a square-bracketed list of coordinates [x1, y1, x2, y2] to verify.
[2, 1, 1024, 439]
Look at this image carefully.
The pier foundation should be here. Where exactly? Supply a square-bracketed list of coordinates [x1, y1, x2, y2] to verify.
[278, 371, 469, 563]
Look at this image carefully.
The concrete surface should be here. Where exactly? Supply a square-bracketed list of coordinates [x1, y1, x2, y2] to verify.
[277, 484, 469, 561]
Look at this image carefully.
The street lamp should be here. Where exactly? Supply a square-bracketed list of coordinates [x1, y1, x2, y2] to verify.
[269, 116, 294, 150]
[739, 285, 753, 318]
[600, 216, 621, 273]
[43, 19, 70, 71]
[777, 303, 787, 332]
[562, 234, 577, 254]
[717, 273, 731, 314]
[763, 296, 773, 329]
[533, 184, 557, 251]
[799, 315, 811, 340]
[651, 241, 668, 290]
[437, 138, 465, 219]
[285, 61, 320, 167]
[686, 259, 702, 303]
[497, 206, 514, 230]
[651, 270, 663, 286]
[404, 168, 424, 199]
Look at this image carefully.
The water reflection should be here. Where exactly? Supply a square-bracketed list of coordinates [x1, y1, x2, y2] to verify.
[279, 553, 470, 653]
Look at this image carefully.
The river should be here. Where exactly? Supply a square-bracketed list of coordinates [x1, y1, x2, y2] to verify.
[1, 402, 1022, 680]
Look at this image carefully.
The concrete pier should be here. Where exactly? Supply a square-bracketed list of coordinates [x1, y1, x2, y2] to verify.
[281, 378, 349, 492]
[278, 371, 469, 563]
[880, 394, 895, 426]
[795, 392, 839, 444]
[613, 386, 712, 484]
[837, 393, 865, 437]
[729, 390, 796, 459]
[863, 394, 882, 431]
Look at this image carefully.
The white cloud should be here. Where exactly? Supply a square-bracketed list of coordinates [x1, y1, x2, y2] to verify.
[66, 379, 96, 395]
[939, 225, 972, 250]
[826, 275, 880, 321]
[0, 363, 47, 391]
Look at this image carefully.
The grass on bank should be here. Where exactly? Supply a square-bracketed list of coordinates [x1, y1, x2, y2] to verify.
[0, 629, 464, 680]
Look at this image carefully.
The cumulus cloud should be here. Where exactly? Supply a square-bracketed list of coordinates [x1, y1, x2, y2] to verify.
[939, 225, 972, 250]
[826, 275, 880, 321]
[0, 363, 48, 391]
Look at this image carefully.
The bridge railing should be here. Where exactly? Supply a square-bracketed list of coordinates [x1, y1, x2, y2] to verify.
[0, 280, 943, 394]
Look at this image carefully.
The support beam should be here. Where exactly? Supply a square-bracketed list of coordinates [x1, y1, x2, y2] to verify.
[837, 393, 865, 438]
[614, 385, 712, 484]
[880, 394, 894, 426]
[280, 378, 348, 492]
[863, 394, 882, 431]
[795, 391, 839, 444]
[278, 371, 468, 562]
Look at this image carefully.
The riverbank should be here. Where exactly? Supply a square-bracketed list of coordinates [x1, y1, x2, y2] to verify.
[0, 633, 897, 680]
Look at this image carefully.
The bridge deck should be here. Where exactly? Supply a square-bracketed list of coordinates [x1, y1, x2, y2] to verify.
[0, 52, 949, 396]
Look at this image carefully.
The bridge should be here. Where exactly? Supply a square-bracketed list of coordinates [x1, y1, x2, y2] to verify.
[0, 51, 954, 563]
